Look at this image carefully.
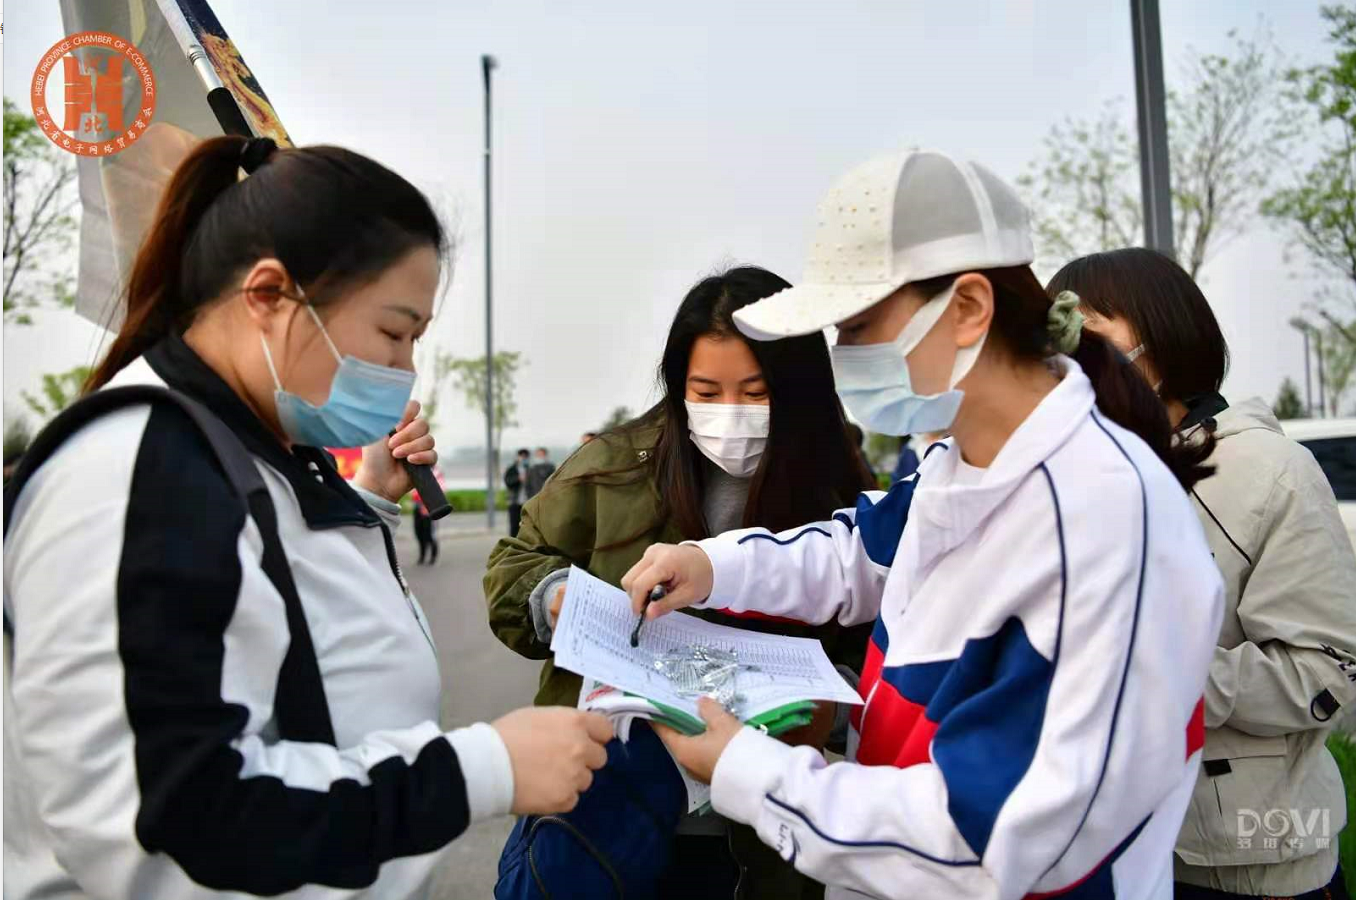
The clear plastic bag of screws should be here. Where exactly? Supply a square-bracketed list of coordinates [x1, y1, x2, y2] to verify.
[652, 644, 740, 712]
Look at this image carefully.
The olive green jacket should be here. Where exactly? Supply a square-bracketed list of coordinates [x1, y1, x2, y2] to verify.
[484, 424, 871, 708]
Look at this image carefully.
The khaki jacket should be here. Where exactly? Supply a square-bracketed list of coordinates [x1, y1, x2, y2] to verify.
[1175, 398, 1356, 873]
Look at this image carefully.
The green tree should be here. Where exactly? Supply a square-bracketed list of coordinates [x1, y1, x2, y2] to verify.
[1022, 30, 1292, 278]
[1273, 376, 1307, 419]
[412, 343, 457, 435]
[443, 351, 523, 455]
[1321, 320, 1356, 414]
[1262, 6, 1356, 346]
[1020, 100, 1142, 270]
[3, 416, 33, 467]
[864, 432, 902, 471]
[20, 365, 91, 419]
[3, 98, 78, 325]
[602, 406, 633, 430]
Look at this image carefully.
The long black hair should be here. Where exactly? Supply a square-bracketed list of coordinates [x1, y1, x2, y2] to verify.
[88, 135, 445, 390]
[594, 266, 875, 543]
[911, 265, 1213, 491]
[1046, 248, 1229, 405]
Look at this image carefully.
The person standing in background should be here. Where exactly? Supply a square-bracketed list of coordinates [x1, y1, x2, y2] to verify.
[412, 491, 438, 565]
[890, 435, 918, 482]
[1051, 247, 1356, 900]
[526, 446, 555, 499]
[504, 448, 530, 537]
[893, 430, 946, 482]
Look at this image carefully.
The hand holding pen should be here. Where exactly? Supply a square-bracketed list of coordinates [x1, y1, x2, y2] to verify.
[630, 584, 667, 647]
[620, 543, 715, 622]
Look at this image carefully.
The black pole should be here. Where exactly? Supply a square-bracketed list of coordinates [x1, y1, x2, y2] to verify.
[482, 55, 498, 528]
[1130, 0, 1176, 257]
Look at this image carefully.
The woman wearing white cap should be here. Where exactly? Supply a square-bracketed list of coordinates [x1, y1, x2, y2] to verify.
[620, 150, 1226, 900]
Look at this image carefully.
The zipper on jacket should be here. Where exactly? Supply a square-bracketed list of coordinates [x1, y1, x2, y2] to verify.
[859, 679, 882, 727]
[378, 522, 437, 655]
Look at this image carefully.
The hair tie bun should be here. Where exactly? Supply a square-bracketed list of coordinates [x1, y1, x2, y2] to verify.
[239, 137, 277, 174]
[1046, 290, 1085, 355]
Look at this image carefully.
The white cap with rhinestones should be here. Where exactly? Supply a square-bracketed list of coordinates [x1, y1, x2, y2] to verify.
[734, 149, 1034, 341]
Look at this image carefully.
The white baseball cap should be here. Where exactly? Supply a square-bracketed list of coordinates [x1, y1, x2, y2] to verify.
[734, 149, 1035, 341]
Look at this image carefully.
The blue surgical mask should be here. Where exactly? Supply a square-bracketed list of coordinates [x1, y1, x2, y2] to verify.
[260, 301, 416, 448]
[830, 284, 987, 436]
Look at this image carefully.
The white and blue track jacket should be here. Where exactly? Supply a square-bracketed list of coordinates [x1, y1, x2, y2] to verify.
[694, 358, 1225, 900]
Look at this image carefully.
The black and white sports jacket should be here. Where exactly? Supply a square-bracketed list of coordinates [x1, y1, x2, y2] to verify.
[2, 335, 512, 899]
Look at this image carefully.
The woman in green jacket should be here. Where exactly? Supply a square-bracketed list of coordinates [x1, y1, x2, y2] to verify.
[484, 265, 876, 899]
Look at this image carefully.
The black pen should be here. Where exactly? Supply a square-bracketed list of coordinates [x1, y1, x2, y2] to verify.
[630, 584, 667, 648]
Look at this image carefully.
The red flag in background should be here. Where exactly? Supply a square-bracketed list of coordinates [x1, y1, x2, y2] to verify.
[57, 0, 291, 331]
[327, 450, 446, 489]
[328, 447, 363, 482]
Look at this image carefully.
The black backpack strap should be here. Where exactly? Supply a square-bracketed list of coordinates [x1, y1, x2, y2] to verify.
[4, 385, 336, 745]
[245, 488, 337, 745]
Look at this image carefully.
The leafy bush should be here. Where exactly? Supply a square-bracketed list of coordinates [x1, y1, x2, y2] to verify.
[1329, 732, 1356, 896]
[445, 489, 509, 512]
[399, 488, 508, 515]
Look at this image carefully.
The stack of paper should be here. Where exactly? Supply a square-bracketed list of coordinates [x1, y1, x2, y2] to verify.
[576, 677, 713, 814]
[552, 567, 863, 740]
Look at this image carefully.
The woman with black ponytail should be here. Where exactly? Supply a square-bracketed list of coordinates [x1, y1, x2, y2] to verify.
[3, 136, 612, 900]
[1051, 248, 1356, 900]
[618, 150, 1225, 900]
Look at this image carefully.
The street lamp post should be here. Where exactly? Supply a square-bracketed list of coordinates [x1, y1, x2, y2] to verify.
[482, 54, 498, 528]
[1302, 327, 1314, 416]
[1291, 318, 1315, 417]
[1285, 319, 1318, 417]
[1316, 328, 1327, 418]
[1130, 0, 1176, 257]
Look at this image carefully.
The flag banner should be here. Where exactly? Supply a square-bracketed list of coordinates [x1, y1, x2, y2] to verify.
[327, 448, 448, 493]
[329, 447, 363, 481]
[54, 0, 290, 331]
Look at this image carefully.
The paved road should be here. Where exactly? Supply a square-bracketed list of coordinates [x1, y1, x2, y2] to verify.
[395, 515, 541, 899]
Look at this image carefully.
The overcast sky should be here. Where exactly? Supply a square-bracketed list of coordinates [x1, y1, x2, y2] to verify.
[1, 0, 1342, 453]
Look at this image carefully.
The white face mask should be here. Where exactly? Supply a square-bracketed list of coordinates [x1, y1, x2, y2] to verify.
[830, 284, 988, 436]
[685, 401, 770, 478]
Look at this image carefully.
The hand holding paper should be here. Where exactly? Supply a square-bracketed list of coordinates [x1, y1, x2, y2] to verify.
[652, 696, 744, 785]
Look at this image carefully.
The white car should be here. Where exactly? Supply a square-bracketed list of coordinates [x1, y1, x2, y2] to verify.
[1280, 417, 1356, 551]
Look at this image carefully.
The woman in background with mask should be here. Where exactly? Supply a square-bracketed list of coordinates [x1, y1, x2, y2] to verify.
[623, 150, 1225, 900]
[1050, 247, 1356, 900]
[2, 136, 611, 900]
[484, 265, 875, 898]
